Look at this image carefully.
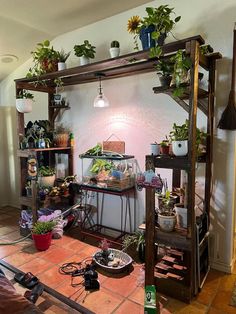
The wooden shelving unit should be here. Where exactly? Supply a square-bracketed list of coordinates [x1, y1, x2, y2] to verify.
[144, 38, 221, 303]
[15, 34, 221, 301]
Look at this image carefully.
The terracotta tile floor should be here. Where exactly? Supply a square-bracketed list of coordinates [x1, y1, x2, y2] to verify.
[0, 206, 236, 313]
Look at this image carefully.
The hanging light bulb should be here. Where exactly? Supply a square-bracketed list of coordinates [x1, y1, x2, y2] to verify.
[94, 75, 110, 107]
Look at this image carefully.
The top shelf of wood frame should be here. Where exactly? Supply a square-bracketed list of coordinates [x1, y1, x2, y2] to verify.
[15, 35, 222, 92]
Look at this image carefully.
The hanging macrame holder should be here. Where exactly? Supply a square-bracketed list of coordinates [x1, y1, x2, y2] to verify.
[102, 134, 125, 154]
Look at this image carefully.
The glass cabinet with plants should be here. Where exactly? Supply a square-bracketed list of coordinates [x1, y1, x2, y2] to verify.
[80, 155, 136, 192]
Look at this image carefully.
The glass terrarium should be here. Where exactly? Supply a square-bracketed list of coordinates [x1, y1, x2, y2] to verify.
[80, 155, 136, 191]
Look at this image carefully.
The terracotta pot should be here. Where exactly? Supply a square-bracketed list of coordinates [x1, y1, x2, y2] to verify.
[160, 145, 170, 155]
[32, 232, 52, 251]
[54, 133, 69, 147]
[40, 59, 58, 73]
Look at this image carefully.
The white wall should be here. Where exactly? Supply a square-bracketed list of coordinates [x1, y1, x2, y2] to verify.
[0, 0, 236, 272]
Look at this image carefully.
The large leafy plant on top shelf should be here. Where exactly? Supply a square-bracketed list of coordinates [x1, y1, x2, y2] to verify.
[27, 40, 59, 80]
[127, 5, 181, 54]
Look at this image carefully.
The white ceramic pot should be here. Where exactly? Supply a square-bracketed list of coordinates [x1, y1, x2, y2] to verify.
[174, 204, 187, 228]
[150, 143, 159, 156]
[109, 47, 120, 58]
[79, 56, 90, 65]
[158, 213, 176, 232]
[172, 140, 188, 156]
[16, 98, 33, 113]
[38, 175, 55, 187]
[58, 62, 66, 71]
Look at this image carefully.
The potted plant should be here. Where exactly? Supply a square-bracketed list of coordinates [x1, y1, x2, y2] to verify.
[38, 165, 56, 187]
[169, 120, 207, 157]
[155, 58, 174, 87]
[169, 120, 189, 156]
[122, 230, 145, 262]
[53, 123, 71, 147]
[127, 5, 181, 55]
[74, 40, 96, 65]
[57, 49, 70, 71]
[27, 40, 59, 79]
[16, 90, 34, 113]
[157, 190, 177, 232]
[170, 50, 192, 97]
[159, 137, 170, 155]
[32, 220, 56, 251]
[109, 40, 120, 58]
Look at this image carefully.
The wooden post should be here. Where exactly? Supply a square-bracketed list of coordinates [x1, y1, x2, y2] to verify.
[187, 39, 200, 296]
[205, 59, 216, 224]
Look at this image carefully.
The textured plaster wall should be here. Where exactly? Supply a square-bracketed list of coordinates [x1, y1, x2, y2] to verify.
[0, 0, 236, 271]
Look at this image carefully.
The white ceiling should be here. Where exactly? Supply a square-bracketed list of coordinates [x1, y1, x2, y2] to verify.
[0, 0, 151, 81]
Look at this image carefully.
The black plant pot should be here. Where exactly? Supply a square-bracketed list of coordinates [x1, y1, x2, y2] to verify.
[159, 75, 172, 88]
[138, 243, 145, 263]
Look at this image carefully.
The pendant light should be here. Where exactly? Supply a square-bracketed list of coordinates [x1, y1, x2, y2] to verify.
[94, 74, 110, 107]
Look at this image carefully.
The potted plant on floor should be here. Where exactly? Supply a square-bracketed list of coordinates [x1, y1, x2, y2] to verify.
[57, 49, 71, 71]
[74, 40, 96, 65]
[32, 220, 56, 251]
[16, 90, 34, 113]
[122, 230, 145, 262]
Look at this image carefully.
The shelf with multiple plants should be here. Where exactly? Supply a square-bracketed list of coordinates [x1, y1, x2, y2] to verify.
[14, 3, 222, 304]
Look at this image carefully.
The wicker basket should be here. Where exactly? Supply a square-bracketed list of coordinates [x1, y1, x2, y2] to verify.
[93, 248, 132, 274]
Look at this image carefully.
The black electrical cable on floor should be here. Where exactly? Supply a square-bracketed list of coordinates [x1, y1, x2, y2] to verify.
[59, 258, 93, 276]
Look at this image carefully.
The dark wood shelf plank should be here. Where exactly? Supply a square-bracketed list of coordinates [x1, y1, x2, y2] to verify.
[146, 155, 191, 170]
[155, 227, 191, 251]
[141, 223, 191, 251]
[17, 147, 72, 157]
[14, 35, 210, 91]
